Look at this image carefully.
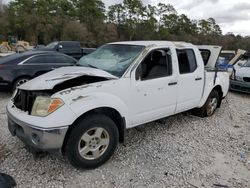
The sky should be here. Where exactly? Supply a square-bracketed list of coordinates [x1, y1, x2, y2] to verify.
[3, 0, 250, 36]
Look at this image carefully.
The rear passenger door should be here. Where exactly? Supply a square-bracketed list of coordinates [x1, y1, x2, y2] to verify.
[175, 49, 204, 113]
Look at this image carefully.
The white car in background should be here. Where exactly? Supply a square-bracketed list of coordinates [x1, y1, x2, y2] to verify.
[230, 55, 250, 93]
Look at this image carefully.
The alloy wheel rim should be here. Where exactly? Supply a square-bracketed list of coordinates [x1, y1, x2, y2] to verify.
[16, 79, 28, 87]
[207, 97, 218, 116]
[78, 127, 110, 160]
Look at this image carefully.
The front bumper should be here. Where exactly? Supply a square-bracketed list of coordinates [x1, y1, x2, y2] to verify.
[0, 81, 12, 91]
[7, 107, 69, 152]
[230, 79, 250, 94]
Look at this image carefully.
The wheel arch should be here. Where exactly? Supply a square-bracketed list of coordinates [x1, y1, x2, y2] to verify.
[12, 75, 32, 89]
[62, 107, 126, 154]
[213, 85, 223, 107]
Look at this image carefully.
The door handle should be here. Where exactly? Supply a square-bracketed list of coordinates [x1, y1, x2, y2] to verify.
[168, 82, 177, 86]
[195, 77, 202, 81]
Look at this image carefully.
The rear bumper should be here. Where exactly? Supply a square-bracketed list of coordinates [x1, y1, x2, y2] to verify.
[7, 107, 68, 152]
[230, 79, 250, 94]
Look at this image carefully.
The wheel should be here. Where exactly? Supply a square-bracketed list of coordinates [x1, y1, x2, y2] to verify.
[65, 113, 119, 169]
[193, 90, 220, 117]
[13, 77, 30, 91]
[0, 45, 8, 53]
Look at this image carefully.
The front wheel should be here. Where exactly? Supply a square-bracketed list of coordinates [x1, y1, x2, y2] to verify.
[65, 113, 119, 169]
[13, 77, 30, 91]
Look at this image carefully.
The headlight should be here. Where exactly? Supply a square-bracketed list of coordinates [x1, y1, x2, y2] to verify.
[235, 76, 243, 81]
[31, 96, 64, 117]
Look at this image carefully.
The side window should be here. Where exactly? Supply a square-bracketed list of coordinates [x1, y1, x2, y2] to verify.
[48, 55, 76, 64]
[25, 55, 47, 64]
[177, 49, 197, 74]
[199, 49, 211, 65]
[25, 55, 76, 64]
[136, 49, 172, 80]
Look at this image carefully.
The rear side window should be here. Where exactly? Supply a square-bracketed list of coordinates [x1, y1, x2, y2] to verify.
[25, 55, 76, 64]
[177, 49, 197, 74]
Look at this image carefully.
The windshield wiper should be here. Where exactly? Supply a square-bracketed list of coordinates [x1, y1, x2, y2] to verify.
[87, 64, 98, 69]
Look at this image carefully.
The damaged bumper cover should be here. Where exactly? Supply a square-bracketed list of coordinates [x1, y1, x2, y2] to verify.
[7, 106, 68, 152]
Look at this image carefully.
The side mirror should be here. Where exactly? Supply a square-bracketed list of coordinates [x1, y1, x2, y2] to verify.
[57, 45, 63, 51]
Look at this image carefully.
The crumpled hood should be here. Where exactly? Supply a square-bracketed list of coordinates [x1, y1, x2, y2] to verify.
[19, 66, 118, 90]
[235, 67, 250, 77]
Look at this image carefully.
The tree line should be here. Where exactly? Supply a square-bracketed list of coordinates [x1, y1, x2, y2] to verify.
[0, 0, 249, 50]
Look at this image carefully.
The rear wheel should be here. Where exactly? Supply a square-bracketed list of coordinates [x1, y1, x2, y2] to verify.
[65, 113, 119, 169]
[193, 90, 220, 117]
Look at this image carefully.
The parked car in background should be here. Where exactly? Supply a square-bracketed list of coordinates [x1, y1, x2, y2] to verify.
[7, 41, 229, 169]
[230, 54, 250, 93]
[0, 51, 77, 91]
[36, 41, 95, 60]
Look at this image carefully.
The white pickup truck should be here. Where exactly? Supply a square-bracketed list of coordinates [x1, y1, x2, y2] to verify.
[7, 41, 229, 169]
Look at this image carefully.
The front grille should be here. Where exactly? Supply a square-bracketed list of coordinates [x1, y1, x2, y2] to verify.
[13, 90, 37, 114]
[243, 77, 250, 82]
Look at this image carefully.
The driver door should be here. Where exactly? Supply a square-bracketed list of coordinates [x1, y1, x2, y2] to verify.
[130, 48, 178, 126]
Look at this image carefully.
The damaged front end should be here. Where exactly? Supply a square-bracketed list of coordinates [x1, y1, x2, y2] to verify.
[8, 67, 118, 153]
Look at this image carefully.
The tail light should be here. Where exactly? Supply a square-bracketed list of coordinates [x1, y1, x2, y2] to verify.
[0, 64, 5, 68]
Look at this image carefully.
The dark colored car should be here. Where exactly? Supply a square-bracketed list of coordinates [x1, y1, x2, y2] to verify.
[36, 41, 96, 60]
[0, 51, 77, 91]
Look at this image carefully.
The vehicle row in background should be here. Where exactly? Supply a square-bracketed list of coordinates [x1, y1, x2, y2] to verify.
[0, 51, 78, 91]
[35, 41, 96, 60]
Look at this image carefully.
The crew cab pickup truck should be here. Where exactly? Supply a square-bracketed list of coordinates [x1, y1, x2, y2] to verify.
[36, 41, 95, 60]
[6, 41, 229, 169]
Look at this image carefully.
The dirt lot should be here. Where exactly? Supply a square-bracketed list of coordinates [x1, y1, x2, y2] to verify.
[0, 92, 249, 188]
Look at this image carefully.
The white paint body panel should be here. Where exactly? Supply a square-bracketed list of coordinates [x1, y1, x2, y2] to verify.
[8, 41, 229, 130]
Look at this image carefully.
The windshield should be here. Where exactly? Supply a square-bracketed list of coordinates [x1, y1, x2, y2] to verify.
[78, 44, 145, 77]
[45, 42, 58, 49]
[242, 58, 250, 67]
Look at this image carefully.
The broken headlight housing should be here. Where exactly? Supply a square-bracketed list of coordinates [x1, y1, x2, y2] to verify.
[31, 96, 64, 117]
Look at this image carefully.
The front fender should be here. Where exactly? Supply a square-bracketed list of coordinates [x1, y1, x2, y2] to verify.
[66, 92, 129, 126]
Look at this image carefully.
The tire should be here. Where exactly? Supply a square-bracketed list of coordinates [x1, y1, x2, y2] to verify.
[65, 113, 119, 169]
[13, 77, 30, 91]
[0, 46, 8, 53]
[193, 90, 220, 117]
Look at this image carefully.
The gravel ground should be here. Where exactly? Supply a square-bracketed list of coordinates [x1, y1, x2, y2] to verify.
[0, 91, 249, 188]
